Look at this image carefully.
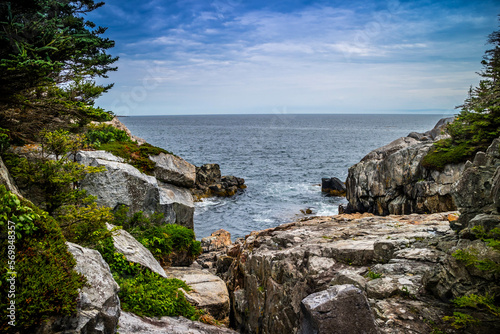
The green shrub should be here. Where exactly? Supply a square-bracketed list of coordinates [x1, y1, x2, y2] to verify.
[85, 124, 130, 147]
[96, 236, 199, 319]
[0, 185, 86, 332]
[111, 207, 201, 266]
[135, 224, 202, 266]
[56, 197, 114, 248]
[421, 139, 478, 171]
[99, 141, 172, 175]
[0, 128, 10, 155]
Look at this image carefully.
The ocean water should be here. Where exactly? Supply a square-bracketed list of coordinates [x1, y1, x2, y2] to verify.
[120, 114, 451, 240]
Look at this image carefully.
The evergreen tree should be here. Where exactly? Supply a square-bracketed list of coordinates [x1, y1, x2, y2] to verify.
[0, 0, 118, 141]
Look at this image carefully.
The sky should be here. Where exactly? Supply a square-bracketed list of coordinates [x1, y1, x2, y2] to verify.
[87, 0, 500, 116]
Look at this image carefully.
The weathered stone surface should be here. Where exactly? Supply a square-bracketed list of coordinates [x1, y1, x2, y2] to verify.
[451, 138, 500, 233]
[76, 151, 194, 229]
[300, 284, 378, 334]
[106, 223, 167, 278]
[0, 156, 21, 197]
[218, 212, 456, 334]
[321, 177, 346, 196]
[192, 163, 245, 200]
[41, 242, 121, 334]
[201, 229, 232, 253]
[346, 118, 464, 215]
[165, 267, 230, 320]
[117, 311, 238, 334]
[149, 153, 196, 188]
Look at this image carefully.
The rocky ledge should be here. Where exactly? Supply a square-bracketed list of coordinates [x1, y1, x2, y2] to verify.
[216, 212, 499, 334]
[345, 117, 464, 215]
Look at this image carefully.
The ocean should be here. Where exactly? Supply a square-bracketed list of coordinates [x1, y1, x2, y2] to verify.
[120, 114, 451, 240]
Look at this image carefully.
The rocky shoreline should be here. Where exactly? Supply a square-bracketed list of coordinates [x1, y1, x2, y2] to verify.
[2, 117, 499, 334]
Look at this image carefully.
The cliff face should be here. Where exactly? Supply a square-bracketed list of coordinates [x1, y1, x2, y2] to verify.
[451, 138, 500, 233]
[346, 117, 464, 215]
[217, 212, 472, 334]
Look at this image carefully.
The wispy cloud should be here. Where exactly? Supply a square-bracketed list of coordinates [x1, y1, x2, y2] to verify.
[90, 0, 500, 115]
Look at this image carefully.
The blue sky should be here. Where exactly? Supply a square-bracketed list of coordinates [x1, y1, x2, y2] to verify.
[88, 0, 500, 115]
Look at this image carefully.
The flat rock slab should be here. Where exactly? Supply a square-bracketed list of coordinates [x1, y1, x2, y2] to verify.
[165, 267, 230, 320]
[107, 223, 167, 278]
[118, 311, 238, 334]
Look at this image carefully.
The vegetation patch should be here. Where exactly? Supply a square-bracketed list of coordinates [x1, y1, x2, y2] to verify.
[112, 207, 201, 266]
[99, 141, 173, 175]
[421, 139, 479, 171]
[0, 186, 86, 332]
[85, 123, 130, 147]
[97, 237, 199, 319]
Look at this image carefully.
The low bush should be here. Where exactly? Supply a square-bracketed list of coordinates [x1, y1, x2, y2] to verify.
[0, 186, 86, 332]
[85, 123, 130, 147]
[111, 207, 201, 266]
[421, 139, 478, 171]
[96, 236, 199, 319]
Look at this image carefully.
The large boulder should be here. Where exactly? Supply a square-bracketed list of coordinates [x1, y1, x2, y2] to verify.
[0, 156, 21, 197]
[106, 223, 167, 278]
[37, 242, 121, 334]
[218, 212, 457, 334]
[451, 138, 500, 233]
[346, 118, 464, 215]
[149, 153, 196, 188]
[164, 267, 230, 321]
[300, 284, 378, 334]
[76, 151, 194, 229]
[117, 311, 238, 334]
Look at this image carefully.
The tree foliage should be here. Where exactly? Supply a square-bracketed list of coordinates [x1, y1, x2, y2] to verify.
[423, 17, 500, 170]
[0, 0, 117, 142]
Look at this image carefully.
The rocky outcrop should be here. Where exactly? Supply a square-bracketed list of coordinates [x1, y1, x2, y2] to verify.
[106, 223, 167, 278]
[321, 177, 346, 196]
[76, 151, 194, 229]
[164, 267, 230, 321]
[346, 117, 464, 215]
[192, 164, 246, 200]
[118, 311, 238, 334]
[37, 242, 121, 334]
[0, 156, 21, 197]
[149, 153, 196, 188]
[301, 284, 378, 334]
[218, 212, 463, 334]
[451, 138, 500, 233]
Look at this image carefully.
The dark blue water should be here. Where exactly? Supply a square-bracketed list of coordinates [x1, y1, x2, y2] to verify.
[120, 114, 451, 239]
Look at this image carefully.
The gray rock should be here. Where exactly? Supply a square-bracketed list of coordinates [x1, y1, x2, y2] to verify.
[76, 151, 194, 229]
[300, 284, 378, 334]
[149, 153, 196, 188]
[164, 267, 230, 320]
[366, 278, 399, 299]
[451, 138, 500, 232]
[42, 242, 121, 334]
[346, 118, 464, 215]
[219, 212, 454, 334]
[0, 156, 21, 197]
[321, 177, 346, 196]
[117, 311, 238, 334]
[106, 223, 167, 278]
